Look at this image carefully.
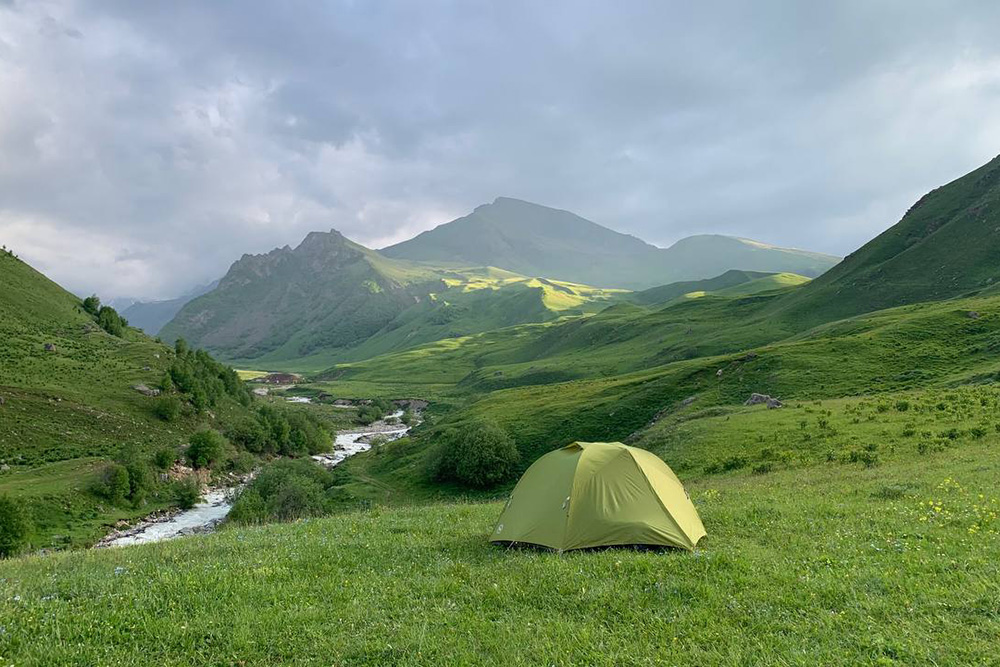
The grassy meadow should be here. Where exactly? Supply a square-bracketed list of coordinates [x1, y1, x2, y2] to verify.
[2, 388, 999, 665]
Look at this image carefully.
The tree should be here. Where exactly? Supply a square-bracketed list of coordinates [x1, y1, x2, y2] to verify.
[430, 421, 520, 489]
[0, 495, 32, 558]
[186, 430, 227, 469]
[97, 306, 125, 337]
[82, 294, 101, 316]
[97, 464, 131, 504]
[174, 338, 189, 356]
[153, 396, 181, 421]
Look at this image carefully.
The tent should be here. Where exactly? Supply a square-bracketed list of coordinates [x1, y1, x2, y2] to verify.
[490, 441, 705, 551]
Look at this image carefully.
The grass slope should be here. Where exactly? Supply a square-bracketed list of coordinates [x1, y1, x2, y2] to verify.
[3, 388, 998, 665]
[0, 253, 252, 548]
[777, 153, 1000, 326]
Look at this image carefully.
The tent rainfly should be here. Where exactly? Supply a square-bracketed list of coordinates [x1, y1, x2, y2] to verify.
[490, 442, 705, 551]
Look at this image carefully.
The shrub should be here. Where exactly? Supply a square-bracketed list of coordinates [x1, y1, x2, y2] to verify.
[751, 462, 774, 475]
[970, 426, 987, 439]
[227, 417, 268, 453]
[154, 447, 177, 470]
[123, 457, 154, 506]
[97, 463, 131, 504]
[704, 455, 748, 475]
[228, 451, 256, 475]
[895, 400, 910, 412]
[152, 396, 181, 422]
[0, 495, 32, 558]
[229, 459, 334, 524]
[429, 421, 520, 489]
[175, 477, 201, 510]
[96, 305, 126, 337]
[186, 430, 227, 469]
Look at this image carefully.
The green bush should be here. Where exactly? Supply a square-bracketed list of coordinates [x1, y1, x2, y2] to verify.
[154, 447, 177, 470]
[96, 305, 126, 337]
[0, 495, 32, 558]
[97, 464, 131, 504]
[152, 396, 181, 422]
[227, 451, 256, 475]
[227, 417, 268, 454]
[175, 477, 201, 510]
[186, 430, 227, 469]
[229, 459, 334, 524]
[429, 421, 520, 489]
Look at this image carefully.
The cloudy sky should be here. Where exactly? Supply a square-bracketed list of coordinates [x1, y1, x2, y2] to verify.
[3, 1, 1000, 299]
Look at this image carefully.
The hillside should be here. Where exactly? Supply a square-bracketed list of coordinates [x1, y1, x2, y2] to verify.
[383, 197, 839, 288]
[120, 280, 218, 335]
[161, 230, 626, 370]
[632, 270, 807, 306]
[0, 251, 257, 548]
[778, 153, 1000, 325]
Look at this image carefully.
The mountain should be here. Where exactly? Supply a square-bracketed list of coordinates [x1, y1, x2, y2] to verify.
[121, 280, 219, 335]
[382, 197, 840, 288]
[779, 153, 1000, 325]
[159, 230, 626, 368]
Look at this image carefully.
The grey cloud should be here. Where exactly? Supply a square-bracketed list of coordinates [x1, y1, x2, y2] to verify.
[1, 0, 1000, 299]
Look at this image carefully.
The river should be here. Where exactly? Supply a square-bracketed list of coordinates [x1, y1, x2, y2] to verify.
[97, 410, 414, 548]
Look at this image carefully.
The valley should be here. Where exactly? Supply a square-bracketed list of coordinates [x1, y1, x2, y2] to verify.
[3, 158, 1000, 664]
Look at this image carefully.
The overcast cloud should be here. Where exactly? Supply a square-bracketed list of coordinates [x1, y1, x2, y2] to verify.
[3, 1, 1000, 299]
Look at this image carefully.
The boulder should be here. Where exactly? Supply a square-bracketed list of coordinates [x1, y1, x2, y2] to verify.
[44, 343, 56, 352]
[745, 392, 782, 409]
[968, 311, 981, 319]
[131, 383, 160, 397]
[0, 395, 5, 406]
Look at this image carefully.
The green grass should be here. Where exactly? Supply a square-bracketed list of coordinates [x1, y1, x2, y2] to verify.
[2, 389, 999, 665]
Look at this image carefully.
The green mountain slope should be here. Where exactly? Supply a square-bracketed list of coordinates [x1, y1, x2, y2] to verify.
[383, 197, 840, 288]
[0, 251, 253, 548]
[160, 230, 447, 361]
[632, 270, 807, 305]
[161, 230, 627, 369]
[778, 154, 1000, 325]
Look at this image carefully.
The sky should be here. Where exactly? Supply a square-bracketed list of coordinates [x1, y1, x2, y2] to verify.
[3, 1, 1000, 300]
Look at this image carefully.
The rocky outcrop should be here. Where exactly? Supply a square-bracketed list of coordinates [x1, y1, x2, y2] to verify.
[745, 393, 783, 409]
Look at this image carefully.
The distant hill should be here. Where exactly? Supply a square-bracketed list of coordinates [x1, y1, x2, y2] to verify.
[780, 153, 1000, 325]
[121, 280, 219, 335]
[159, 230, 626, 368]
[382, 197, 840, 289]
[632, 270, 787, 306]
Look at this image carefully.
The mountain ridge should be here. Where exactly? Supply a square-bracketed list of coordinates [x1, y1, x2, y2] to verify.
[382, 196, 840, 289]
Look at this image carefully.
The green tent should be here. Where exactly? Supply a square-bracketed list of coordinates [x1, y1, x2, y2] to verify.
[490, 442, 705, 551]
